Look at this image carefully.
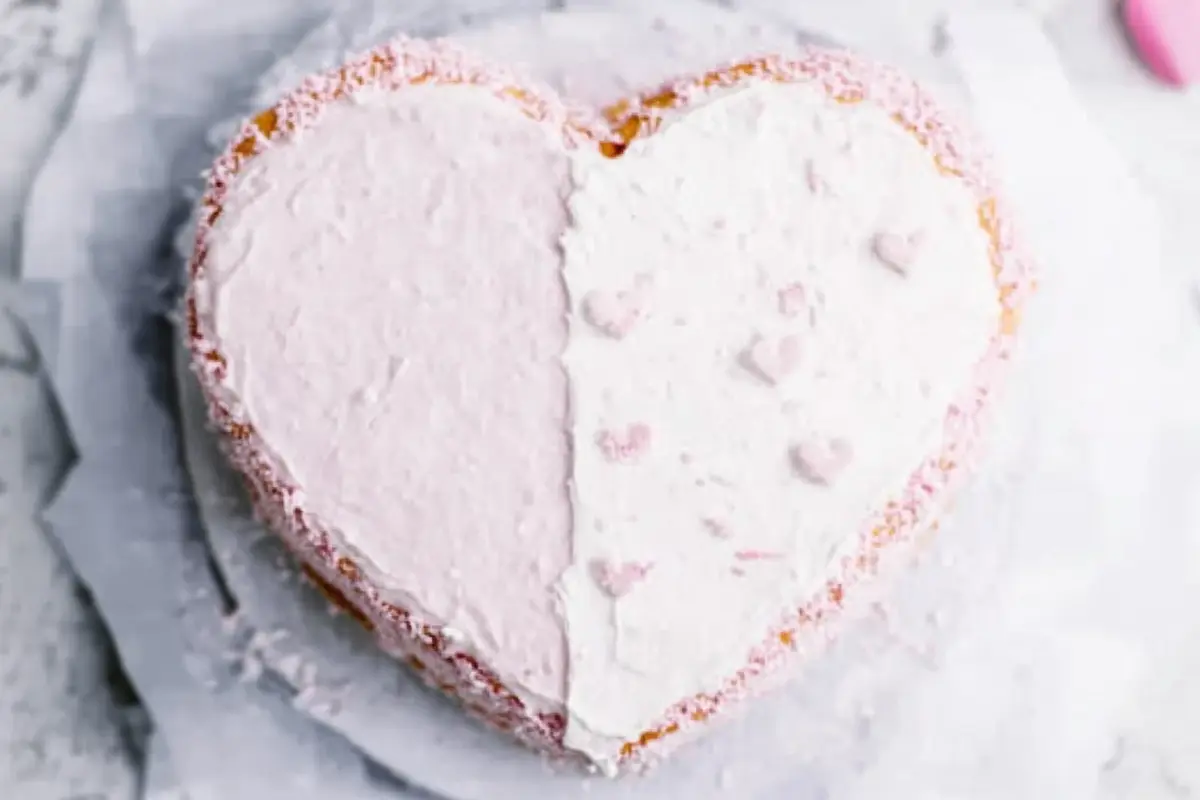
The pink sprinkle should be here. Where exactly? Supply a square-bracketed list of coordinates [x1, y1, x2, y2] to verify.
[777, 283, 807, 318]
[596, 423, 652, 463]
[703, 518, 733, 539]
[591, 559, 652, 598]
[806, 159, 833, 195]
[787, 441, 854, 484]
[734, 550, 785, 562]
[582, 286, 647, 339]
[872, 229, 926, 274]
[791, 437, 854, 485]
[743, 335, 803, 385]
[731, 567, 747, 577]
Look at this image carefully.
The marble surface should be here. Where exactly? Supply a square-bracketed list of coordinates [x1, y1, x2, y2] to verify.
[1, 2, 141, 798]
[0, 1, 1197, 798]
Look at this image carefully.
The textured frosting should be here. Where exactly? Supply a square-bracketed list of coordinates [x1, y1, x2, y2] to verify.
[558, 80, 999, 764]
[187, 38, 1033, 775]
[200, 84, 575, 710]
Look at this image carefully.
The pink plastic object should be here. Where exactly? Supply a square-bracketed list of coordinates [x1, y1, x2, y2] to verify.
[1123, 0, 1200, 87]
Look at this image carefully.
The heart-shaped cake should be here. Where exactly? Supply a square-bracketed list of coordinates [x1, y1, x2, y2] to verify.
[186, 37, 1031, 774]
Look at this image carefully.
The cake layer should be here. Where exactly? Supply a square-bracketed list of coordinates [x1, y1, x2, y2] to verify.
[187, 38, 1031, 774]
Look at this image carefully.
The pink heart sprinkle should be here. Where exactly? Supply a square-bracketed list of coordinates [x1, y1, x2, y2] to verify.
[1123, 0, 1200, 87]
[872, 230, 926, 274]
[744, 335, 803, 385]
[582, 285, 647, 339]
[806, 159, 833, 195]
[596, 423, 652, 463]
[777, 283, 808, 318]
[702, 517, 733, 539]
[791, 437, 854, 485]
[591, 559, 652, 598]
[734, 549, 785, 562]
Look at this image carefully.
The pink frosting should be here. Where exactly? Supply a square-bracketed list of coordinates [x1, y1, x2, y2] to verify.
[187, 39, 587, 755]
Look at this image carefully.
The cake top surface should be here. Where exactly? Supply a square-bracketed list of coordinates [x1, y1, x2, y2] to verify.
[188, 39, 1028, 771]
[560, 77, 998, 759]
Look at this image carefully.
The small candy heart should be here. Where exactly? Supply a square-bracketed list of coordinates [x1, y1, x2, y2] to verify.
[591, 559, 653, 598]
[777, 283, 808, 318]
[582, 284, 648, 338]
[596, 423, 652, 463]
[872, 229, 926, 275]
[791, 437, 854, 485]
[702, 517, 734, 539]
[1123, 0, 1200, 87]
[743, 335, 803, 385]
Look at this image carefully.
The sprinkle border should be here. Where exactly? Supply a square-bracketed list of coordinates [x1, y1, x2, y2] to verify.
[184, 38, 1035, 773]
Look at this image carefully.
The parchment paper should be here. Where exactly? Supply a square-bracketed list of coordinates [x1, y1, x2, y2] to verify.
[18, 0, 1200, 798]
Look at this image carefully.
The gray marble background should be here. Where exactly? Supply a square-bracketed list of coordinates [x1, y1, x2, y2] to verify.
[0, 1, 1197, 798]
[2, 2, 141, 798]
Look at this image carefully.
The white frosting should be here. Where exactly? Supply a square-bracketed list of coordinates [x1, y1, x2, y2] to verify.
[558, 82, 998, 765]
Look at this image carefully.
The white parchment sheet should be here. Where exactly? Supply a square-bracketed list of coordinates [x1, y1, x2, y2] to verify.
[16, 1, 1200, 798]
